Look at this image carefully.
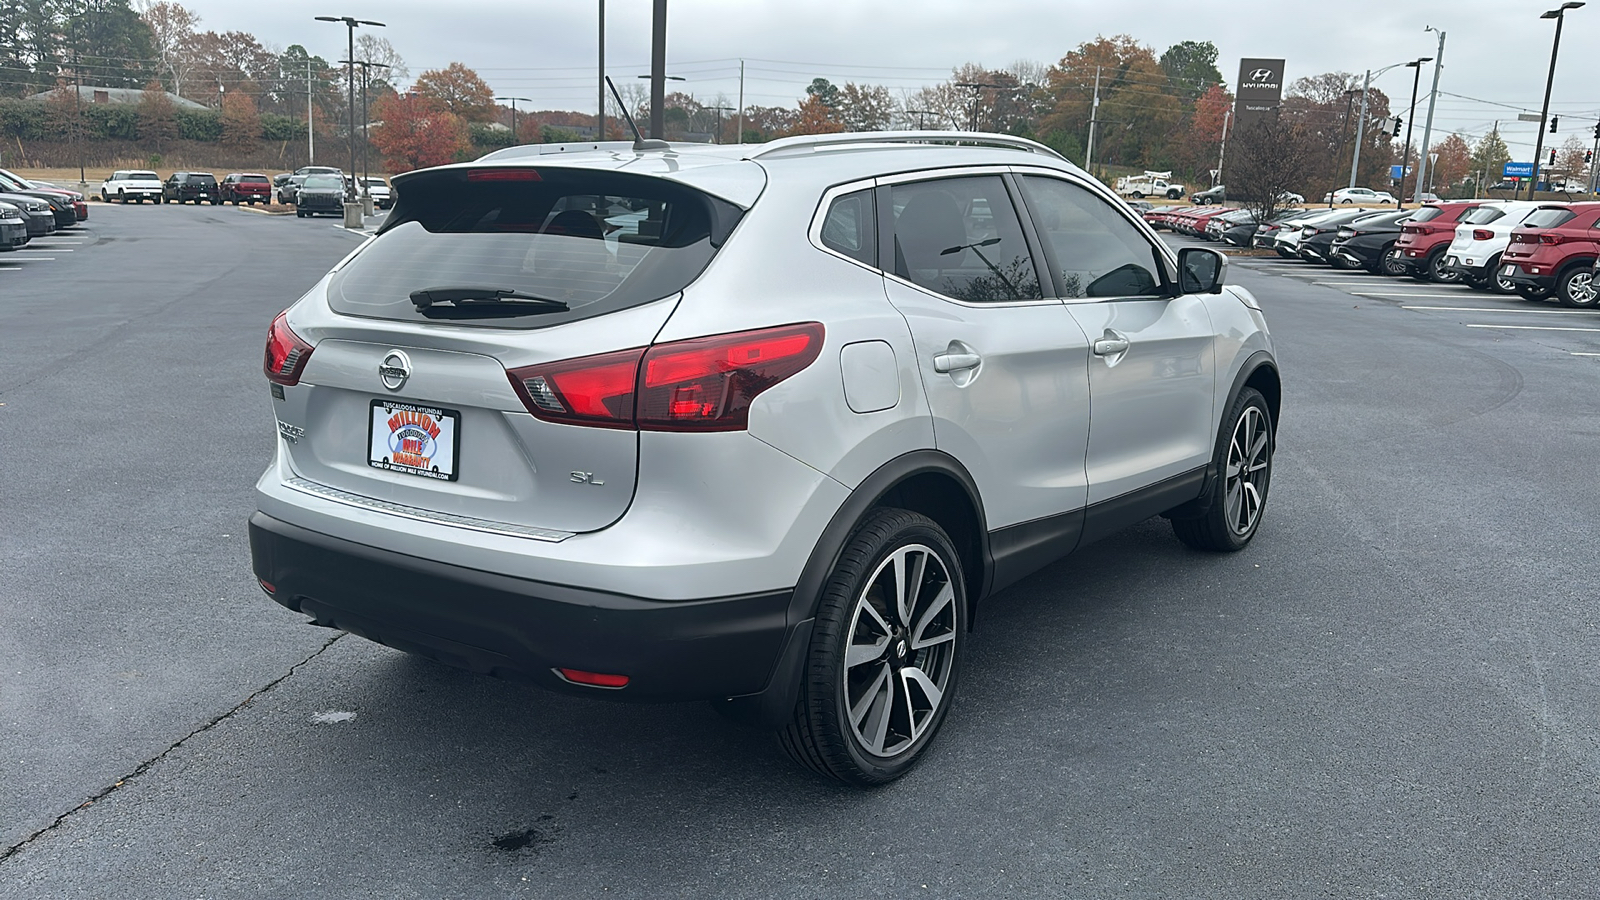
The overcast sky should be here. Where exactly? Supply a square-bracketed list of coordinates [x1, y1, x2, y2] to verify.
[192, 0, 1596, 159]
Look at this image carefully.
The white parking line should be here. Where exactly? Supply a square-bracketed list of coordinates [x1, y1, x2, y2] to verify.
[1404, 305, 1600, 315]
[5, 256, 55, 261]
[1465, 324, 1600, 333]
[1572, 352, 1600, 356]
[1351, 291, 1484, 298]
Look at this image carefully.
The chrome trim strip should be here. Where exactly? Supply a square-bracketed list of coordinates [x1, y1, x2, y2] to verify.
[283, 477, 576, 543]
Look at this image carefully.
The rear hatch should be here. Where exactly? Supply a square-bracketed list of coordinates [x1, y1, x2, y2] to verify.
[1504, 206, 1581, 264]
[272, 162, 751, 534]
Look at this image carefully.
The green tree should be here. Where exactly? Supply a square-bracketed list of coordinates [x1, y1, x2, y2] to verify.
[67, 0, 157, 89]
[1158, 40, 1222, 102]
[805, 77, 840, 109]
[1470, 128, 1511, 184]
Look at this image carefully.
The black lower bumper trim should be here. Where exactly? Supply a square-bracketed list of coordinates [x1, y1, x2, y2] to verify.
[248, 512, 794, 702]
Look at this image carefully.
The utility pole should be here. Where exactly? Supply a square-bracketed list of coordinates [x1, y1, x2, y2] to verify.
[1415, 27, 1446, 203]
[496, 96, 532, 143]
[597, 0, 605, 141]
[707, 105, 734, 143]
[1350, 68, 1374, 189]
[1215, 106, 1232, 188]
[649, 0, 666, 140]
[307, 58, 315, 165]
[736, 59, 744, 143]
[1399, 57, 1432, 208]
[1085, 66, 1101, 172]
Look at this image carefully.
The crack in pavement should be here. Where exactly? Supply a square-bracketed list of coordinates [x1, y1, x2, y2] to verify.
[0, 632, 346, 864]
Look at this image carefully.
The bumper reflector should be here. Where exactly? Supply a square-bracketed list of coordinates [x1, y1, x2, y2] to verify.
[556, 668, 630, 689]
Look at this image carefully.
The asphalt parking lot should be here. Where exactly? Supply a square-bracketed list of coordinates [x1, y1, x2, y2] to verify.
[3, 206, 1598, 898]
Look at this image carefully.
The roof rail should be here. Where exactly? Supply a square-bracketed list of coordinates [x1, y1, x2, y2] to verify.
[745, 130, 1066, 162]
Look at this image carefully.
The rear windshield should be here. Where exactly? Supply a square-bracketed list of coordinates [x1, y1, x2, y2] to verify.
[129, 172, 158, 181]
[1462, 207, 1505, 225]
[1408, 207, 1445, 222]
[1524, 208, 1577, 229]
[192, 173, 216, 183]
[328, 168, 743, 330]
[241, 175, 269, 184]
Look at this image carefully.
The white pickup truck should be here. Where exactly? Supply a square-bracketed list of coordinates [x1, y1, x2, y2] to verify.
[99, 170, 163, 204]
[1115, 171, 1186, 200]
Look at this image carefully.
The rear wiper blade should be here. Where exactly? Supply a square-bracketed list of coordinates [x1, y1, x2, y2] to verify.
[409, 286, 569, 312]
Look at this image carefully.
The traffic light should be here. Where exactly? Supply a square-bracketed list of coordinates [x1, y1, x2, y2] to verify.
[1588, 150, 1594, 164]
[1550, 148, 1558, 165]
[1550, 116, 1560, 133]
[1594, 122, 1599, 139]
[1391, 116, 1403, 136]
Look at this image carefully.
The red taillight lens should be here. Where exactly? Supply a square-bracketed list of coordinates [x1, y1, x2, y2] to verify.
[505, 323, 825, 432]
[637, 323, 824, 432]
[1473, 229, 1494, 241]
[467, 168, 541, 182]
[263, 311, 314, 386]
[1539, 233, 1566, 245]
[507, 347, 646, 429]
[557, 668, 629, 688]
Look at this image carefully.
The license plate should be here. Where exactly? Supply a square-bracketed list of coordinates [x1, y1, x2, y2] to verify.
[1502, 265, 1516, 277]
[368, 400, 460, 481]
[1447, 256, 1459, 267]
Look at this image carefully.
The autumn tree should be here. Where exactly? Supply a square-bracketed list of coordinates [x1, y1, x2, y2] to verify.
[1230, 115, 1316, 222]
[836, 82, 894, 132]
[787, 95, 844, 136]
[1428, 132, 1472, 193]
[1185, 83, 1232, 182]
[370, 92, 469, 171]
[414, 62, 497, 123]
[220, 88, 259, 146]
[1556, 134, 1587, 182]
[137, 78, 178, 147]
[1041, 36, 1184, 169]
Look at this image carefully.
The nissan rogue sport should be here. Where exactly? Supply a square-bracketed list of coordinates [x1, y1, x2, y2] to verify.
[249, 132, 1281, 785]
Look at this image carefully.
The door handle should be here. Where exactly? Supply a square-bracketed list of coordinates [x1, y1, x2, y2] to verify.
[933, 352, 982, 373]
[1093, 337, 1130, 356]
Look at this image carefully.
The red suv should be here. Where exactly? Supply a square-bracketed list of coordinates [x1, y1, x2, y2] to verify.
[1393, 201, 1482, 283]
[220, 173, 272, 205]
[1502, 202, 1600, 307]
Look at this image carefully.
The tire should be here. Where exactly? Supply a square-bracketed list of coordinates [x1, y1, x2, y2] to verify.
[1466, 275, 1492, 292]
[1170, 387, 1274, 552]
[1167, 189, 1182, 200]
[1517, 285, 1552, 302]
[296, 209, 307, 218]
[1131, 191, 1144, 199]
[779, 508, 966, 786]
[1557, 267, 1599, 308]
[1425, 250, 1459, 283]
[1340, 199, 1353, 204]
[1276, 248, 1296, 259]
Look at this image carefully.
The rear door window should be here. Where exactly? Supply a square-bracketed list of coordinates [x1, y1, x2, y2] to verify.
[328, 167, 743, 330]
[888, 175, 1041, 302]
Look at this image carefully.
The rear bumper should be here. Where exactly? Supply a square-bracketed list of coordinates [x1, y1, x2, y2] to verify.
[248, 511, 795, 702]
[1502, 264, 1556, 290]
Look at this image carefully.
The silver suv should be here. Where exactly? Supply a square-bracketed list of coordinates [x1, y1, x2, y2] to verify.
[250, 132, 1279, 785]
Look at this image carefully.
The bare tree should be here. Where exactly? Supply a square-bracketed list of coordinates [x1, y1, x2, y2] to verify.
[138, 1, 199, 97]
[355, 34, 408, 84]
[1229, 115, 1316, 223]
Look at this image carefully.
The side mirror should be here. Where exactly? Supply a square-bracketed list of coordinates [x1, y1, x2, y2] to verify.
[1177, 247, 1227, 294]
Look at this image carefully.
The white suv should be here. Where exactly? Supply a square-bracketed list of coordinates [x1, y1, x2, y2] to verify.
[1442, 200, 1544, 292]
[250, 132, 1280, 784]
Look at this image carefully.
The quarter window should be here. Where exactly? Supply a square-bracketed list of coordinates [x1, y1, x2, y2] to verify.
[819, 189, 875, 265]
[889, 175, 1041, 302]
[1019, 175, 1165, 299]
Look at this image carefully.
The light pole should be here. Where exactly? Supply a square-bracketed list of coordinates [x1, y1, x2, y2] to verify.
[1350, 60, 1415, 190]
[340, 59, 388, 211]
[906, 109, 934, 129]
[637, 73, 683, 139]
[1398, 56, 1433, 208]
[953, 82, 1000, 131]
[495, 97, 533, 144]
[1414, 27, 1447, 205]
[315, 14, 384, 203]
[706, 105, 734, 143]
[1529, 2, 1585, 200]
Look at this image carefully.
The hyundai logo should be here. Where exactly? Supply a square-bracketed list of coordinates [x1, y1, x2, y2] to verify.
[1250, 68, 1275, 82]
[379, 350, 411, 391]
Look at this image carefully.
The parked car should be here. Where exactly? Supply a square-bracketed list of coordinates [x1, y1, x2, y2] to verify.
[1392, 201, 1484, 282]
[99, 170, 163, 204]
[220, 173, 273, 205]
[250, 133, 1281, 786]
[1327, 209, 1415, 274]
[0, 199, 29, 249]
[0, 191, 57, 237]
[1286, 208, 1375, 261]
[163, 171, 219, 204]
[0, 169, 78, 227]
[360, 176, 393, 209]
[1193, 185, 1227, 204]
[1249, 209, 1318, 249]
[273, 173, 296, 204]
[1501, 202, 1600, 306]
[1441, 201, 1545, 292]
[1321, 187, 1397, 205]
[294, 173, 345, 217]
[1406, 192, 1442, 204]
[1205, 208, 1256, 241]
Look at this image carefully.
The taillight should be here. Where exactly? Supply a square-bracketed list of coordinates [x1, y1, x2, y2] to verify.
[507, 347, 646, 429]
[1539, 233, 1566, 245]
[467, 168, 541, 181]
[263, 311, 314, 386]
[506, 323, 825, 432]
[638, 323, 824, 431]
[1473, 229, 1494, 241]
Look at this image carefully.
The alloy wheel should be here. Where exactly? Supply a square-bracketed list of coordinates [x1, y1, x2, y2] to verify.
[1429, 252, 1460, 283]
[842, 543, 958, 759]
[1225, 406, 1270, 536]
[1565, 271, 1596, 306]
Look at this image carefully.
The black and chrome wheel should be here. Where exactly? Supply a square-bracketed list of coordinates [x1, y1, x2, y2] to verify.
[1425, 250, 1459, 283]
[781, 508, 965, 786]
[1170, 388, 1273, 552]
[1380, 248, 1408, 276]
[1558, 267, 1599, 308]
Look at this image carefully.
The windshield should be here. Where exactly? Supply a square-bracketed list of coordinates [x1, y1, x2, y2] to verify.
[1524, 209, 1577, 229]
[304, 175, 342, 189]
[1462, 207, 1506, 225]
[329, 168, 742, 330]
